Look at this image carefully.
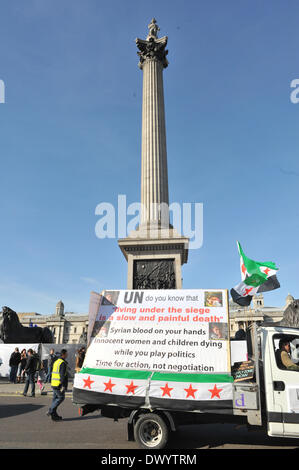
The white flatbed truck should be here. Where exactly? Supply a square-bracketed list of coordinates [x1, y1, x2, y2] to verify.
[73, 323, 299, 449]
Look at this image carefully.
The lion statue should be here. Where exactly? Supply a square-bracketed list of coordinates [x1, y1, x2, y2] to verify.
[277, 299, 299, 328]
[0, 306, 53, 343]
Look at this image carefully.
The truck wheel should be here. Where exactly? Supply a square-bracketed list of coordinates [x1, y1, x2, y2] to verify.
[134, 413, 169, 449]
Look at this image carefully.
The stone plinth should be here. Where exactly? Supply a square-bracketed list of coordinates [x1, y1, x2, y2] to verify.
[118, 226, 189, 289]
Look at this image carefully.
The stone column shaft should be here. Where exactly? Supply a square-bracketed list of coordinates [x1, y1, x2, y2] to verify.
[141, 58, 169, 227]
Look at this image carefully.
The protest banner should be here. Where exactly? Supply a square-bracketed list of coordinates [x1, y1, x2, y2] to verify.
[73, 289, 234, 411]
[40, 343, 85, 378]
[0, 343, 39, 378]
[231, 360, 255, 382]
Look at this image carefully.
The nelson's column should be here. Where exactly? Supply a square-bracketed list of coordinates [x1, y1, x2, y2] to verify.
[118, 19, 189, 289]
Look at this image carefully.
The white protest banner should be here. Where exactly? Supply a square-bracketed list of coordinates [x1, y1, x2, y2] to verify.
[0, 344, 39, 378]
[73, 289, 234, 411]
[85, 289, 230, 373]
[40, 343, 85, 378]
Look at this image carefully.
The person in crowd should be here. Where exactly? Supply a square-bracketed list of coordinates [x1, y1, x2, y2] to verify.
[277, 339, 299, 371]
[17, 349, 27, 383]
[46, 348, 56, 383]
[46, 349, 68, 421]
[75, 347, 86, 373]
[37, 369, 46, 393]
[34, 352, 46, 393]
[9, 347, 21, 384]
[23, 349, 37, 397]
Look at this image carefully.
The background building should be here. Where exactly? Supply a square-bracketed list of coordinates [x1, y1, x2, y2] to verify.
[18, 301, 88, 344]
[229, 293, 294, 337]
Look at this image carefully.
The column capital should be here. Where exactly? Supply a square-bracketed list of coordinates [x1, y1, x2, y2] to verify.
[136, 34, 168, 70]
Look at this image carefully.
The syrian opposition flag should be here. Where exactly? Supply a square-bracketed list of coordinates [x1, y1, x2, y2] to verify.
[230, 242, 280, 306]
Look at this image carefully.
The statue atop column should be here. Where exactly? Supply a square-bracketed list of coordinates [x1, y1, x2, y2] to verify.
[147, 18, 160, 40]
[136, 18, 169, 69]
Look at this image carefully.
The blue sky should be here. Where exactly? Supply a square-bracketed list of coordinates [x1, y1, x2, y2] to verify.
[0, 0, 299, 314]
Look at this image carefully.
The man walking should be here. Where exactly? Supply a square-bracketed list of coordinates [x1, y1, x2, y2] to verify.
[9, 347, 21, 384]
[278, 339, 299, 371]
[47, 349, 68, 421]
[23, 349, 37, 397]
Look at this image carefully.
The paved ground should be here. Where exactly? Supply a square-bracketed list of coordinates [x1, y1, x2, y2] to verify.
[0, 379, 298, 450]
[0, 377, 72, 397]
[0, 396, 137, 449]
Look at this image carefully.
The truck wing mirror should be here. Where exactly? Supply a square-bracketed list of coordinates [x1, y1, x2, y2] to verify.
[273, 381, 285, 391]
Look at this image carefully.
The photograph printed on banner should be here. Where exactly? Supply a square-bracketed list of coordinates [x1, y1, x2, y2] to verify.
[97, 321, 111, 338]
[204, 291, 223, 307]
[101, 290, 120, 306]
[209, 322, 228, 341]
[91, 320, 111, 338]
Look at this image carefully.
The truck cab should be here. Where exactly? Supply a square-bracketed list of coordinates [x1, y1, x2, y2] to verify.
[233, 325, 299, 438]
[260, 326, 299, 438]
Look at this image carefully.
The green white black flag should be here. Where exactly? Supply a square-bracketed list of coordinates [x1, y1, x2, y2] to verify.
[231, 242, 280, 306]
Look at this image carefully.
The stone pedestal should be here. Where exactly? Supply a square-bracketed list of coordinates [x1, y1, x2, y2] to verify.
[118, 226, 189, 289]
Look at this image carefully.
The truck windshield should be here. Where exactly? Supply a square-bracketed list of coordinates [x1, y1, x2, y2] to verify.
[273, 334, 299, 372]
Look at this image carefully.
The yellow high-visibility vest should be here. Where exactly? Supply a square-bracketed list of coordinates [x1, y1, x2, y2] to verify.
[51, 358, 66, 387]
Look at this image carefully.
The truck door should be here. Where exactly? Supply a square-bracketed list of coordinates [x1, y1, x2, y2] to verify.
[267, 332, 299, 438]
